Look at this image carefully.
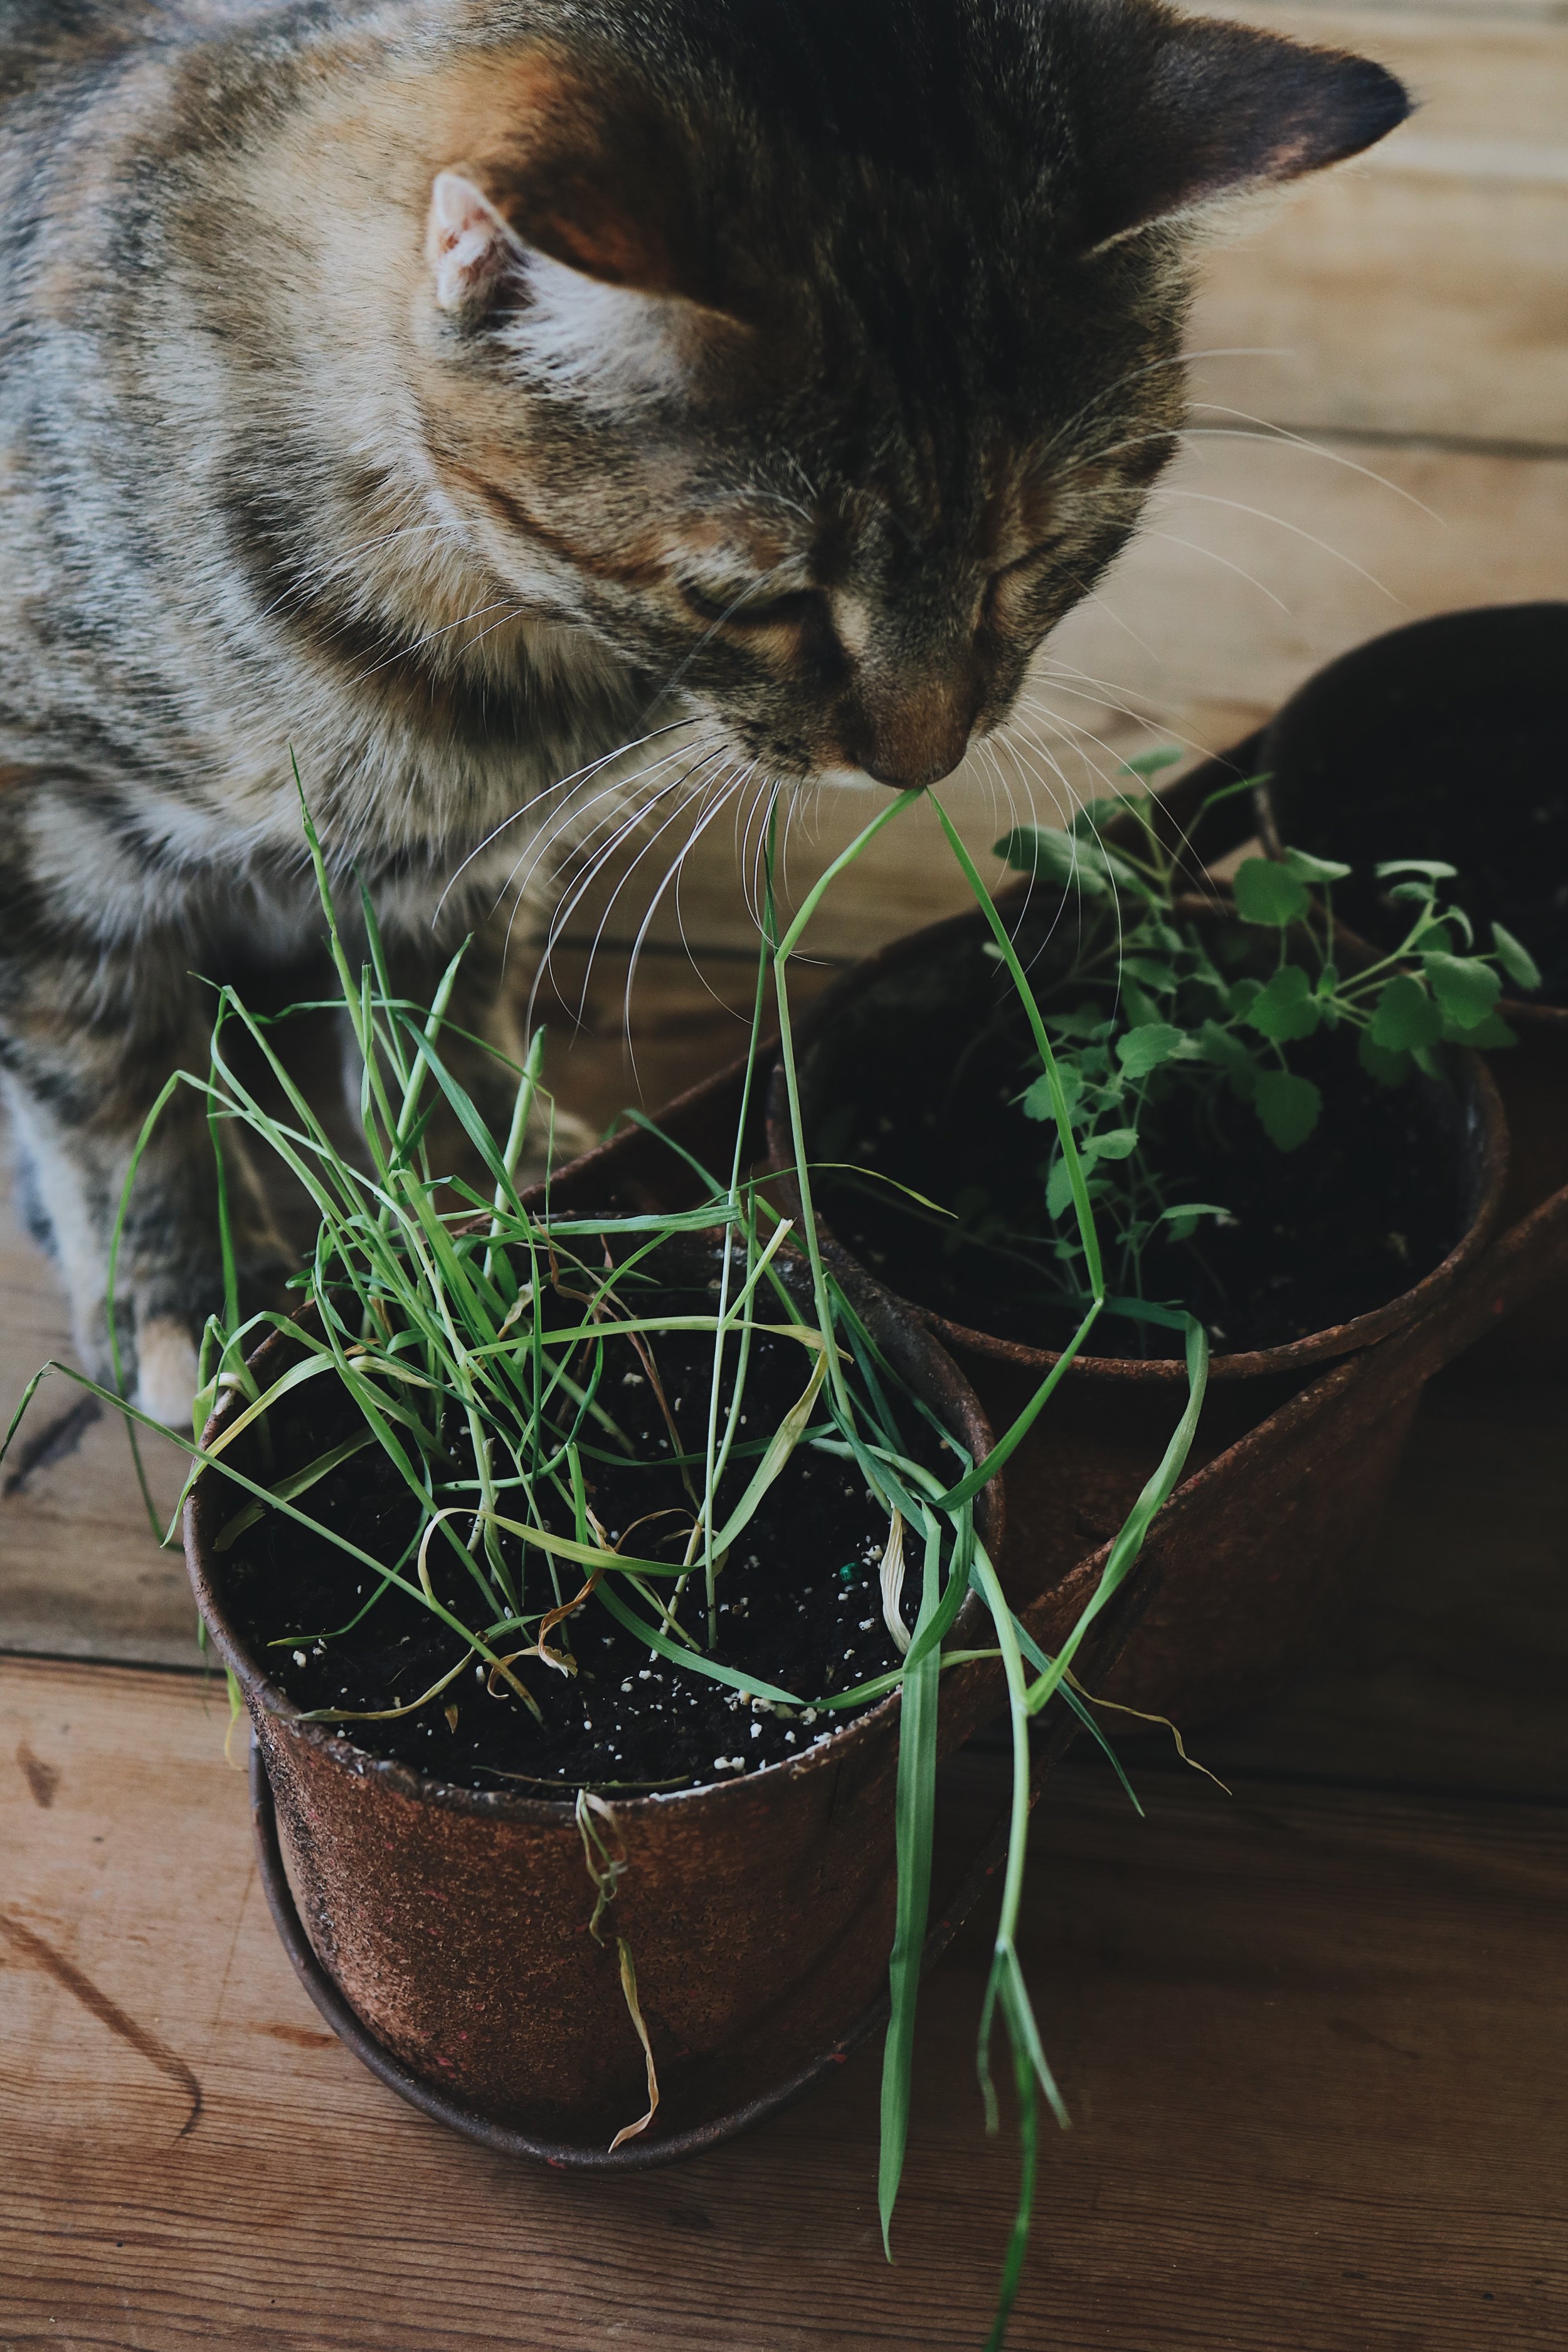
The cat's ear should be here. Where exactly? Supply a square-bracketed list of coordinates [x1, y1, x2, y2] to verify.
[428, 172, 526, 315]
[1078, 16, 1411, 249]
[428, 69, 718, 319]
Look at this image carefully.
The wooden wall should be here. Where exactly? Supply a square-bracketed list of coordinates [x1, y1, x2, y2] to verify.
[563, 0, 1568, 974]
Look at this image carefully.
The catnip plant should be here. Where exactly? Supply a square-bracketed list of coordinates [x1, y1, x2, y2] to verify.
[990, 755, 1540, 1310]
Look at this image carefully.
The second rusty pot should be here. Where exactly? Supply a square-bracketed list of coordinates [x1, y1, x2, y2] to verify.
[1251, 601, 1568, 1378]
[185, 1237, 1002, 2158]
[766, 893, 1510, 1729]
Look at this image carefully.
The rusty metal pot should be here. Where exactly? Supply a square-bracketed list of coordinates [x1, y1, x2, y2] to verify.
[763, 894, 1510, 1729]
[186, 1234, 1003, 2161]
[1251, 601, 1568, 1377]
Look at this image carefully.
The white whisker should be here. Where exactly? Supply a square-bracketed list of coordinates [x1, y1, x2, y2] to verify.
[1151, 489, 1402, 603]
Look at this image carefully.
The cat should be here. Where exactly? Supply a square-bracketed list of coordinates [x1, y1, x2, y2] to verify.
[0, 0, 1407, 1424]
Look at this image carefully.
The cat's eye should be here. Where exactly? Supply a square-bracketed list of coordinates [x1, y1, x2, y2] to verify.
[982, 538, 1061, 625]
[681, 581, 822, 631]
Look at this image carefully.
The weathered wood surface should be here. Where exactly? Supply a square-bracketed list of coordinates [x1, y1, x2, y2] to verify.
[3, 6, 1565, 2336]
[1194, 3, 1568, 445]
[3, 1655, 1565, 2352]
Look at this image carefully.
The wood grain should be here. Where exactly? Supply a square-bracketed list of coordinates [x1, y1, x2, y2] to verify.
[1188, 8, 1568, 446]
[3, 1655, 1564, 2352]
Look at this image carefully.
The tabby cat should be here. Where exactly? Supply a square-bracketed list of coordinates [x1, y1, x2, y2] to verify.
[0, 0, 1407, 1422]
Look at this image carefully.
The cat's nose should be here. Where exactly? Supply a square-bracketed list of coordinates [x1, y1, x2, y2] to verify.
[846, 677, 975, 791]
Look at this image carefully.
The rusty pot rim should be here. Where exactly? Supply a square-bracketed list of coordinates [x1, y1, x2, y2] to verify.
[184, 1224, 1000, 1825]
[765, 889, 1512, 1385]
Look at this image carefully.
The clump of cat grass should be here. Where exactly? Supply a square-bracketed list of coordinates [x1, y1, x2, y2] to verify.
[1, 785, 1209, 2349]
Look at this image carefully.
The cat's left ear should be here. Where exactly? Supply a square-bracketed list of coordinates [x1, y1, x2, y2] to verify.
[1078, 14, 1411, 249]
[427, 64, 728, 323]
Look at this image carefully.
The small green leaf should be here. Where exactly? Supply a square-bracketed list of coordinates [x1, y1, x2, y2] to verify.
[1020, 1075, 1054, 1122]
[1452, 1010, 1518, 1051]
[1079, 1126, 1141, 1163]
[1045, 1157, 1077, 1221]
[1370, 973, 1443, 1052]
[1115, 1023, 1185, 1078]
[1197, 1019, 1259, 1099]
[1254, 1070, 1322, 1152]
[1491, 922, 1543, 993]
[1119, 956, 1178, 992]
[1118, 744, 1184, 778]
[1069, 792, 1138, 839]
[992, 826, 1108, 896]
[1375, 858, 1458, 882]
[1045, 1004, 1105, 1042]
[1158, 1202, 1233, 1242]
[1120, 978, 1161, 1029]
[1233, 858, 1310, 928]
[1242, 964, 1321, 1042]
[1387, 879, 1438, 906]
[1422, 951, 1502, 1030]
[1283, 847, 1352, 885]
[1358, 1030, 1412, 1087]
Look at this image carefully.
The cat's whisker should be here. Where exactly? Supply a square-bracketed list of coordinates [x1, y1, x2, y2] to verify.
[1038, 347, 1288, 461]
[1049, 574, 1160, 664]
[506, 745, 718, 953]
[514, 773, 695, 1015]
[556, 748, 734, 1028]
[1135, 526, 1293, 616]
[620, 765, 750, 1069]
[1022, 692, 1235, 909]
[1184, 405, 1446, 524]
[1150, 487, 1402, 602]
[437, 718, 709, 922]
[538, 742, 730, 970]
[500, 733, 724, 917]
[738, 771, 778, 938]
[1032, 659, 1235, 763]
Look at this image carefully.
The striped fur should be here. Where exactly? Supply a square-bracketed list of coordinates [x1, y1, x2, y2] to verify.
[0, 0, 1407, 1417]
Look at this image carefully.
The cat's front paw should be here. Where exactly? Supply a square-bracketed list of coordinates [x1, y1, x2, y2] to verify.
[134, 1315, 203, 1430]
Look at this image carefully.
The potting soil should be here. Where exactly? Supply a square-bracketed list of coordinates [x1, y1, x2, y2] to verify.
[219, 1287, 926, 1792]
[814, 1005, 1471, 1357]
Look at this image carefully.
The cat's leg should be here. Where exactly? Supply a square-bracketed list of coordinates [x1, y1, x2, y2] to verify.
[0, 808, 291, 1424]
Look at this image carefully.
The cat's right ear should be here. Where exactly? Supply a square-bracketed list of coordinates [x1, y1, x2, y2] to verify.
[428, 171, 526, 317]
[1074, 14, 1412, 250]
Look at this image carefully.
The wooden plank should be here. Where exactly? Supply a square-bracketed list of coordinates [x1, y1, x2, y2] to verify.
[0, 1160, 194, 1670]
[3, 1655, 1565, 2351]
[1187, 9, 1568, 443]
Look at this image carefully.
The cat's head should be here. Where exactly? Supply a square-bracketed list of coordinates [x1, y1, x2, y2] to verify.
[413, 0, 1407, 792]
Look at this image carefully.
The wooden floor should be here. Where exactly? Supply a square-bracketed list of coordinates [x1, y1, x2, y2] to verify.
[3, 946, 1567, 2352]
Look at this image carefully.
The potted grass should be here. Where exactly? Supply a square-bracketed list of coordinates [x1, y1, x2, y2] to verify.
[4, 788, 1215, 2347]
[768, 781, 1511, 1727]
[1248, 601, 1568, 1371]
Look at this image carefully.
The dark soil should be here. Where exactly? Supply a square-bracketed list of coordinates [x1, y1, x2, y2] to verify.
[216, 1271, 924, 1794]
[806, 937, 1475, 1358]
[1283, 694, 1568, 1004]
